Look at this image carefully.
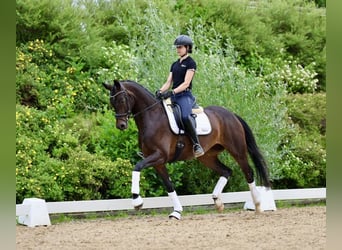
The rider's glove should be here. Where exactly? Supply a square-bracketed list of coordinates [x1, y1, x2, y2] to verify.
[160, 90, 175, 99]
[155, 90, 163, 99]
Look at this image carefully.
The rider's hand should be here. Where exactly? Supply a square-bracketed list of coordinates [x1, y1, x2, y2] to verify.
[155, 90, 163, 99]
[161, 90, 175, 99]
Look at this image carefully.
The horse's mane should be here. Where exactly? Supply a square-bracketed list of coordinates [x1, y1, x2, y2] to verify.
[121, 80, 156, 99]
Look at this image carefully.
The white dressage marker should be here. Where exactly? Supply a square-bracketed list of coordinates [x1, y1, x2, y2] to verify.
[17, 198, 51, 227]
[244, 186, 277, 211]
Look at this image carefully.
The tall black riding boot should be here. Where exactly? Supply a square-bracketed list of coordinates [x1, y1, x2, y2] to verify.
[183, 116, 204, 157]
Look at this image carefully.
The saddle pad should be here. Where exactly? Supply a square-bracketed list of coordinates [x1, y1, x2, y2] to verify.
[162, 99, 212, 135]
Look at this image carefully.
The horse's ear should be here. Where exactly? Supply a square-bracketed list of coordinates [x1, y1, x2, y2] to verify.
[102, 82, 113, 91]
[113, 79, 122, 90]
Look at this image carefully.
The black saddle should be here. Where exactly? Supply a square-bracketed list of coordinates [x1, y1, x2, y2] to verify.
[169, 102, 197, 132]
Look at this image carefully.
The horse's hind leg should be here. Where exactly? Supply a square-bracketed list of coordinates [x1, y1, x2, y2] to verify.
[199, 154, 232, 212]
[234, 156, 262, 213]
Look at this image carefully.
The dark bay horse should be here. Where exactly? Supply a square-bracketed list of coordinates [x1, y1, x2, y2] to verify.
[103, 80, 270, 219]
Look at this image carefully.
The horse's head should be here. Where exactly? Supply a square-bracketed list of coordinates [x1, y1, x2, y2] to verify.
[103, 80, 132, 130]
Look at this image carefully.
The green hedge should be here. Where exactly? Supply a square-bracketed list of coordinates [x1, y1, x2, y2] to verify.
[15, 105, 174, 203]
[175, 0, 326, 91]
[272, 93, 326, 188]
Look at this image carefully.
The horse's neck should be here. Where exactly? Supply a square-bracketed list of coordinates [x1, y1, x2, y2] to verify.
[127, 86, 155, 113]
[125, 84, 163, 127]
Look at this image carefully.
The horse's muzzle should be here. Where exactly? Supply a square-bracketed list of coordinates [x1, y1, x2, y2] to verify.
[116, 120, 128, 130]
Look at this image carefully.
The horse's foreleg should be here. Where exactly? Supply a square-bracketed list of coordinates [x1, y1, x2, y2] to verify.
[168, 191, 183, 220]
[131, 171, 143, 209]
[131, 152, 165, 210]
[155, 165, 183, 220]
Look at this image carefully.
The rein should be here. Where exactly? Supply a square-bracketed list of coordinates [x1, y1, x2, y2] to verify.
[110, 90, 161, 119]
[132, 99, 161, 118]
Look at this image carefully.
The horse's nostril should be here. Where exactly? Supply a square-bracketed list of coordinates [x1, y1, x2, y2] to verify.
[117, 123, 127, 130]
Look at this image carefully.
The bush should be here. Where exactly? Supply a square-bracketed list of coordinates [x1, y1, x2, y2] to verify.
[285, 93, 326, 133]
[16, 39, 119, 114]
[16, 105, 149, 202]
[176, 0, 326, 90]
[271, 93, 326, 188]
[16, 151, 136, 203]
[95, 41, 139, 83]
[257, 54, 319, 94]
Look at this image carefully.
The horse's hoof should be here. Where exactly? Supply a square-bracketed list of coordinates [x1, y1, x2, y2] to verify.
[255, 203, 262, 214]
[134, 204, 143, 210]
[132, 195, 143, 210]
[216, 204, 224, 213]
[169, 211, 181, 220]
[213, 197, 224, 213]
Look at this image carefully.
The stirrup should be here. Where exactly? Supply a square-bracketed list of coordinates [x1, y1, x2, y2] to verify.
[193, 144, 204, 157]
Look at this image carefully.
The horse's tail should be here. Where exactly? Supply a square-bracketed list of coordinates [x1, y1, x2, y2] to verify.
[235, 114, 271, 187]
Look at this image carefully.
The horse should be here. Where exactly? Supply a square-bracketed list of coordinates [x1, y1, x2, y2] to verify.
[103, 79, 271, 219]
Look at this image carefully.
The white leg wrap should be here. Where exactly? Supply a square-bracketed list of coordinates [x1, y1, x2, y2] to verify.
[169, 211, 181, 220]
[248, 180, 256, 189]
[168, 191, 183, 212]
[212, 176, 228, 198]
[132, 195, 143, 208]
[248, 181, 261, 204]
[131, 171, 140, 194]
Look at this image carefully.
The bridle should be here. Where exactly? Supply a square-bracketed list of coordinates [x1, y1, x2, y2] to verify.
[110, 90, 131, 119]
[110, 89, 161, 120]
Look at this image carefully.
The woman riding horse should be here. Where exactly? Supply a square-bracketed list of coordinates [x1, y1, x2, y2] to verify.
[156, 35, 204, 157]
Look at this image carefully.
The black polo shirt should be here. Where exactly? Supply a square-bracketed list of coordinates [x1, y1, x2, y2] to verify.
[170, 56, 197, 90]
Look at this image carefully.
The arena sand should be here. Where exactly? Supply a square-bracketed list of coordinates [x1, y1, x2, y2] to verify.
[16, 206, 326, 250]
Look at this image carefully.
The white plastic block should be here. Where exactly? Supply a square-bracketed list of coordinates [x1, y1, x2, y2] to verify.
[18, 198, 51, 227]
[244, 186, 277, 211]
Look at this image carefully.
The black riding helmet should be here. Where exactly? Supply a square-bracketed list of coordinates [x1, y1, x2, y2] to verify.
[174, 35, 193, 53]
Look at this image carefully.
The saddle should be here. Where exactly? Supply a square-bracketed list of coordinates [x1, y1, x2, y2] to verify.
[162, 98, 212, 135]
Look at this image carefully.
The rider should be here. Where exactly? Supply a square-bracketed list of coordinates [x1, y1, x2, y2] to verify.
[156, 35, 204, 157]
